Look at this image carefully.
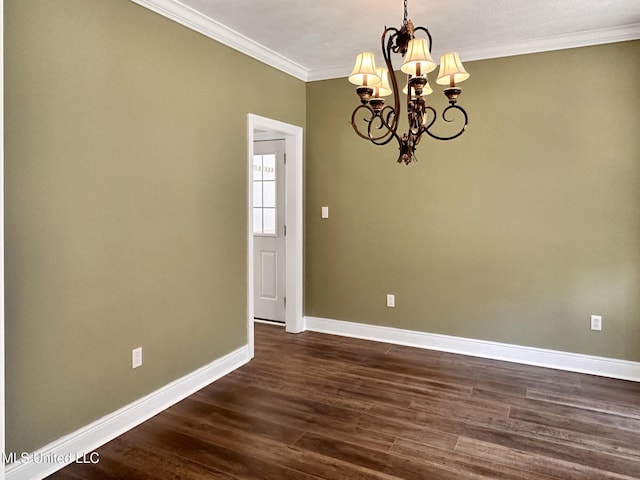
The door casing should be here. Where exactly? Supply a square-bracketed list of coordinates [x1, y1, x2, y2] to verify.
[246, 114, 303, 358]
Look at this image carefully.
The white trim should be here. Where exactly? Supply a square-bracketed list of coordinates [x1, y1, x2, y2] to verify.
[247, 115, 304, 359]
[459, 23, 640, 63]
[128, 0, 309, 81]
[306, 65, 356, 82]
[254, 318, 285, 326]
[283, 127, 304, 335]
[253, 132, 285, 142]
[304, 317, 640, 382]
[127, 0, 640, 83]
[308, 23, 640, 81]
[5, 346, 250, 480]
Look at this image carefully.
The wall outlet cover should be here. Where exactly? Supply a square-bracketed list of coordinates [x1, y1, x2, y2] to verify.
[132, 347, 143, 368]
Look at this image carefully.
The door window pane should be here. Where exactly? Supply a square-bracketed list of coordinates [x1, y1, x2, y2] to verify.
[253, 208, 263, 234]
[253, 155, 263, 180]
[253, 182, 263, 207]
[252, 152, 278, 235]
[263, 181, 275, 208]
[263, 208, 276, 235]
[262, 154, 276, 181]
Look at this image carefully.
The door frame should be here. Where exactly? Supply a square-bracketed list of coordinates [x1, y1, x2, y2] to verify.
[247, 114, 303, 358]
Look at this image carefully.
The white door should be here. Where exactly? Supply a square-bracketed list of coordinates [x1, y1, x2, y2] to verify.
[253, 140, 286, 322]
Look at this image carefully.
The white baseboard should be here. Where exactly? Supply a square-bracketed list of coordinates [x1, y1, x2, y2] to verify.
[5, 345, 250, 480]
[304, 316, 640, 382]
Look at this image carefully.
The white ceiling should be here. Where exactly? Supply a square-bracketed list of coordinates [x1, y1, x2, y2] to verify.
[134, 0, 640, 81]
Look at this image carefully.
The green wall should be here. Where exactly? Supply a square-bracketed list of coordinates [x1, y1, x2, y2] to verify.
[4, 0, 305, 454]
[306, 41, 640, 362]
[5, 0, 640, 460]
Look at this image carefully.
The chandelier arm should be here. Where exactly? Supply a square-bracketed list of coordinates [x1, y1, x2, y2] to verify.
[367, 106, 401, 146]
[350, 104, 399, 145]
[350, 105, 379, 141]
[381, 27, 401, 132]
[422, 104, 469, 141]
[415, 105, 437, 137]
[412, 26, 433, 52]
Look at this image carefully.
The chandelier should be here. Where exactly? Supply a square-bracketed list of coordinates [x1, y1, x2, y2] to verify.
[349, 0, 470, 165]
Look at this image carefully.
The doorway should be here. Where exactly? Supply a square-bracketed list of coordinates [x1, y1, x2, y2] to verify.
[252, 139, 286, 323]
[246, 114, 303, 359]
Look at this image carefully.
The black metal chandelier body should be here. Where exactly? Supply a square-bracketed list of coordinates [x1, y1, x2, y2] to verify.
[349, 0, 470, 165]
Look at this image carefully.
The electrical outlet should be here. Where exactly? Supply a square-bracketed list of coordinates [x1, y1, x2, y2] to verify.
[386, 294, 395, 308]
[132, 347, 143, 369]
[590, 315, 602, 331]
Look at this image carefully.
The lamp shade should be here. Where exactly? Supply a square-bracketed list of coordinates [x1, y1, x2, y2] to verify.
[403, 78, 433, 96]
[400, 38, 436, 76]
[436, 52, 470, 86]
[374, 67, 393, 97]
[349, 52, 380, 87]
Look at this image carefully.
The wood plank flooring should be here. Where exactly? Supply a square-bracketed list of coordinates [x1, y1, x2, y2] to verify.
[46, 323, 640, 479]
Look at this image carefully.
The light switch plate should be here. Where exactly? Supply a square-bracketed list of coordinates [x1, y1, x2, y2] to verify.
[386, 294, 395, 307]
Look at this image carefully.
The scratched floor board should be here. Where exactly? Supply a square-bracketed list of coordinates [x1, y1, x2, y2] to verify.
[46, 323, 640, 479]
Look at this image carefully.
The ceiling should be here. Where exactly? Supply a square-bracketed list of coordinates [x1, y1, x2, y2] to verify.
[134, 0, 640, 81]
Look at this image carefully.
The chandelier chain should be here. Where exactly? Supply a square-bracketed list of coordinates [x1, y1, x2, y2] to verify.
[403, 0, 408, 23]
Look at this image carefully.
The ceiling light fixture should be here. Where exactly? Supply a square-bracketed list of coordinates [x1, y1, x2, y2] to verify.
[349, 0, 470, 165]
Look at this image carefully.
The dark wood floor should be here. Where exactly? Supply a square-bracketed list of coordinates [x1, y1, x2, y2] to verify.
[47, 322, 640, 479]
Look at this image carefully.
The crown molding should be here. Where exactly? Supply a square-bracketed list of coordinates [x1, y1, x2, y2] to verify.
[129, 0, 310, 81]
[308, 23, 640, 82]
[458, 22, 640, 63]
[130, 1, 640, 83]
[306, 65, 354, 83]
